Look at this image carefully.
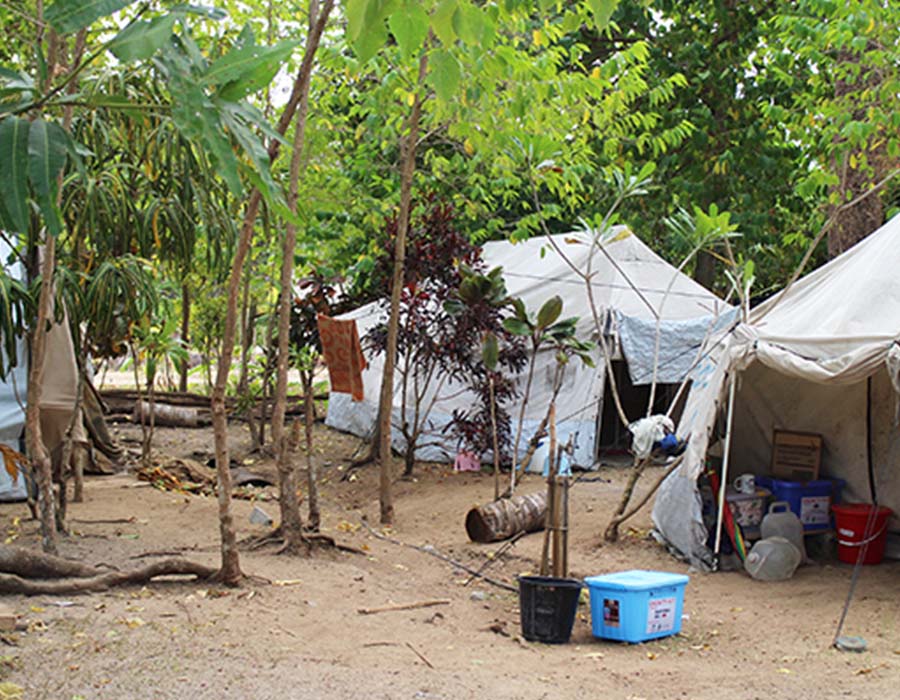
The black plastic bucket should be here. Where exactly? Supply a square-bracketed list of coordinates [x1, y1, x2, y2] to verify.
[518, 575, 582, 643]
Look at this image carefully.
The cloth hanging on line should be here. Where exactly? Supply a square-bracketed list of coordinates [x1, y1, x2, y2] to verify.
[316, 314, 367, 402]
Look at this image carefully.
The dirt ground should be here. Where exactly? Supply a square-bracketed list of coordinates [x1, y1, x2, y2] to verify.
[2, 419, 899, 700]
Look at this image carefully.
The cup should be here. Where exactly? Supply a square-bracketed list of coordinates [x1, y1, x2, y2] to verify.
[733, 473, 756, 495]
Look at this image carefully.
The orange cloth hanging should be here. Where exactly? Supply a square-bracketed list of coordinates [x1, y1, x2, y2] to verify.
[316, 314, 367, 402]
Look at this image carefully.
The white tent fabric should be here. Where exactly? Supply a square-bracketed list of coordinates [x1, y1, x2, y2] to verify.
[327, 228, 731, 466]
[654, 214, 900, 568]
[0, 238, 28, 500]
[0, 239, 82, 501]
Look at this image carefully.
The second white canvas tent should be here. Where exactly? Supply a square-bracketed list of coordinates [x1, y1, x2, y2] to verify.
[326, 228, 733, 467]
[653, 214, 900, 568]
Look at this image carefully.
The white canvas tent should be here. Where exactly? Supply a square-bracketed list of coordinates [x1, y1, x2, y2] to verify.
[1, 238, 82, 501]
[327, 228, 733, 467]
[653, 213, 900, 569]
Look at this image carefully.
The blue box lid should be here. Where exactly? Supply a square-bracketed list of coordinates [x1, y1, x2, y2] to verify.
[584, 570, 689, 592]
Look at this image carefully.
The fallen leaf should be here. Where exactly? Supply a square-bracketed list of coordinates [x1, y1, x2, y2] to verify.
[118, 617, 145, 629]
[0, 681, 23, 700]
[776, 668, 792, 674]
[646, 652, 657, 660]
[855, 667, 874, 676]
[29, 606, 45, 614]
[273, 579, 303, 587]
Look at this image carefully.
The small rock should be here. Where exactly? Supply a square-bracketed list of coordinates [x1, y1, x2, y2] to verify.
[470, 591, 487, 602]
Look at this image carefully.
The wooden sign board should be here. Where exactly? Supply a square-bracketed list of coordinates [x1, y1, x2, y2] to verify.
[771, 430, 822, 482]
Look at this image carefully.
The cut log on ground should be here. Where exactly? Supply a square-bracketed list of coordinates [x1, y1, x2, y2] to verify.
[465, 491, 547, 543]
[133, 402, 212, 428]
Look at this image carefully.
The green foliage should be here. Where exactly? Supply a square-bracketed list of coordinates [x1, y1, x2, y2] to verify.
[83, 255, 158, 359]
[46, 0, 137, 34]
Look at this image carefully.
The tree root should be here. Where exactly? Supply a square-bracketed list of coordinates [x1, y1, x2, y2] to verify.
[0, 544, 102, 579]
[0, 557, 216, 595]
[240, 527, 365, 556]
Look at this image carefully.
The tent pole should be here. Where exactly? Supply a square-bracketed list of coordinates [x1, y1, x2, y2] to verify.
[713, 372, 738, 560]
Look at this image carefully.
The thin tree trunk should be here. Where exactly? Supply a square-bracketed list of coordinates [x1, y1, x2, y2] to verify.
[179, 280, 190, 392]
[488, 375, 500, 501]
[268, 0, 333, 546]
[377, 51, 429, 525]
[510, 347, 537, 495]
[26, 236, 58, 554]
[304, 370, 320, 531]
[604, 457, 648, 542]
[210, 0, 334, 579]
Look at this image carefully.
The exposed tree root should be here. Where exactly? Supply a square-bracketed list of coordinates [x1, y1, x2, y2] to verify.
[240, 527, 365, 556]
[0, 544, 102, 579]
[0, 557, 216, 595]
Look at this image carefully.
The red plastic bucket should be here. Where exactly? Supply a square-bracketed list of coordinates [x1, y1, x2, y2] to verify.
[832, 504, 893, 565]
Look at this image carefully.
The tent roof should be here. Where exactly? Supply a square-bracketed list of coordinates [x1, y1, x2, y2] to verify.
[481, 228, 728, 324]
[748, 214, 900, 362]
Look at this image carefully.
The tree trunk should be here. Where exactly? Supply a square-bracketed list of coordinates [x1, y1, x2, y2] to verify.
[269, 0, 332, 551]
[210, 0, 335, 577]
[179, 280, 190, 392]
[604, 458, 648, 542]
[25, 236, 58, 555]
[303, 371, 320, 531]
[693, 249, 716, 290]
[376, 51, 429, 525]
[489, 375, 500, 501]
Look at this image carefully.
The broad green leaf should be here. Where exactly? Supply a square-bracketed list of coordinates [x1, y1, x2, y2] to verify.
[388, 3, 430, 58]
[586, 0, 617, 31]
[482, 332, 499, 371]
[207, 39, 300, 100]
[170, 4, 228, 20]
[502, 317, 531, 336]
[347, 0, 399, 62]
[219, 103, 283, 204]
[428, 49, 461, 102]
[109, 14, 176, 62]
[536, 295, 563, 329]
[0, 117, 31, 233]
[431, 0, 458, 46]
[346, 0, 370, 42]
[27, 119, 69, 236]
[45, 0, 136, 33]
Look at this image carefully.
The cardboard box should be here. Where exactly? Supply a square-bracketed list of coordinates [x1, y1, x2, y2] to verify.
[771, 430, 822, 481]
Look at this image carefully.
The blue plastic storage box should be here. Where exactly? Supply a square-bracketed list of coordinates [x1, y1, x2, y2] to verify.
[584, 570, 689, 644]
[756, 476, 846, 532]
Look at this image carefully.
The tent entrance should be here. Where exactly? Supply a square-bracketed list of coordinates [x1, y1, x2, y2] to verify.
[596, 360, 687, 460]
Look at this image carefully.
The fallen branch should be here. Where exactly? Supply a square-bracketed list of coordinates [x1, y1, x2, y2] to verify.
[463, 531, 527, 586]
[358, 599, 450, 615]
[360, 518, 517, 593]
[362, 641, 435, 669]
[0, 558, 216, 595]
[406, 642, 434, 669]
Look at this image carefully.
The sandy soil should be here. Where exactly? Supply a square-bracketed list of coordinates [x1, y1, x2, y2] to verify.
[2, 420, 898, 700]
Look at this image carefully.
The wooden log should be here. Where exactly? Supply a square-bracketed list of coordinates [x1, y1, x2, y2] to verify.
[133, 401, 212, 428]
[465, 491, 547, 544]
